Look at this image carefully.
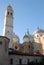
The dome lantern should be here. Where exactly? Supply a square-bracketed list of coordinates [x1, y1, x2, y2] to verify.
[23, 29, 30, 43]
[13, 33, 20, 43]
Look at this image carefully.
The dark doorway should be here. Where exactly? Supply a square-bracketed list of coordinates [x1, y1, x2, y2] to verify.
[10, 58, 13, 65]
[19, 59, 22, 64]
[27, 59, 30, 65]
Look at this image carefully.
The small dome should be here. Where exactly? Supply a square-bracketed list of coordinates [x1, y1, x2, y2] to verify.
[33, 27, 44, 34]
[13, 33, 20, 43]
[23, 34, 29, 39]
[23, 29, 31, 38]
[23, 29, 34, 43]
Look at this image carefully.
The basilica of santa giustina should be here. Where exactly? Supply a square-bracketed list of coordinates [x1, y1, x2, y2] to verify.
[0, 5, 44, 65]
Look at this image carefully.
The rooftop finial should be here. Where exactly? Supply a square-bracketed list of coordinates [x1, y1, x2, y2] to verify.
[27, 28, 29, 35]
[37, 26, 39, 30]
[25, 28, 29, 35]
[7, 5, 13, 10]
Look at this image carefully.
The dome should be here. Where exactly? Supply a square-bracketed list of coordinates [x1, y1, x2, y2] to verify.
[33, 27, 44, 34]
[13, 33, 20, 43]
[23, 29, 34, 43]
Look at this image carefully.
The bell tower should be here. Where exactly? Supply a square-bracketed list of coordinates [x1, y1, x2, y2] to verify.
[3, 5, 13, 48]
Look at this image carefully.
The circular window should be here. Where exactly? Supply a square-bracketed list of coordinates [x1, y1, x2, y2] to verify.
[15, 46, 18, 49]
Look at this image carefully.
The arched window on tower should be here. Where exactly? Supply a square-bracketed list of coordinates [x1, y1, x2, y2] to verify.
[11, 13, 13, 15]
[8, 12, 9, 15]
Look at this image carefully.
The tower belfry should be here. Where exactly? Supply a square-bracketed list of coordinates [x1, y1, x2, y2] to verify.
[3, 5, 13, 48]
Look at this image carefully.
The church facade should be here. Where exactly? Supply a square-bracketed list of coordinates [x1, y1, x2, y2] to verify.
[0, 5, 44, 65]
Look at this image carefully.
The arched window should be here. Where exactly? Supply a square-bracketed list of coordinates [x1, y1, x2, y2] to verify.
[8, 12, 9, 15]
[11, 13, 12, 15]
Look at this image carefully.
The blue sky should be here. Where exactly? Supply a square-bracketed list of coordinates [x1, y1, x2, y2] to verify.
[0, 0, 44, 42]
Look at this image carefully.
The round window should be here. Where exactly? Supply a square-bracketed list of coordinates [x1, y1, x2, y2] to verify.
[15, 46, 18, 49]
